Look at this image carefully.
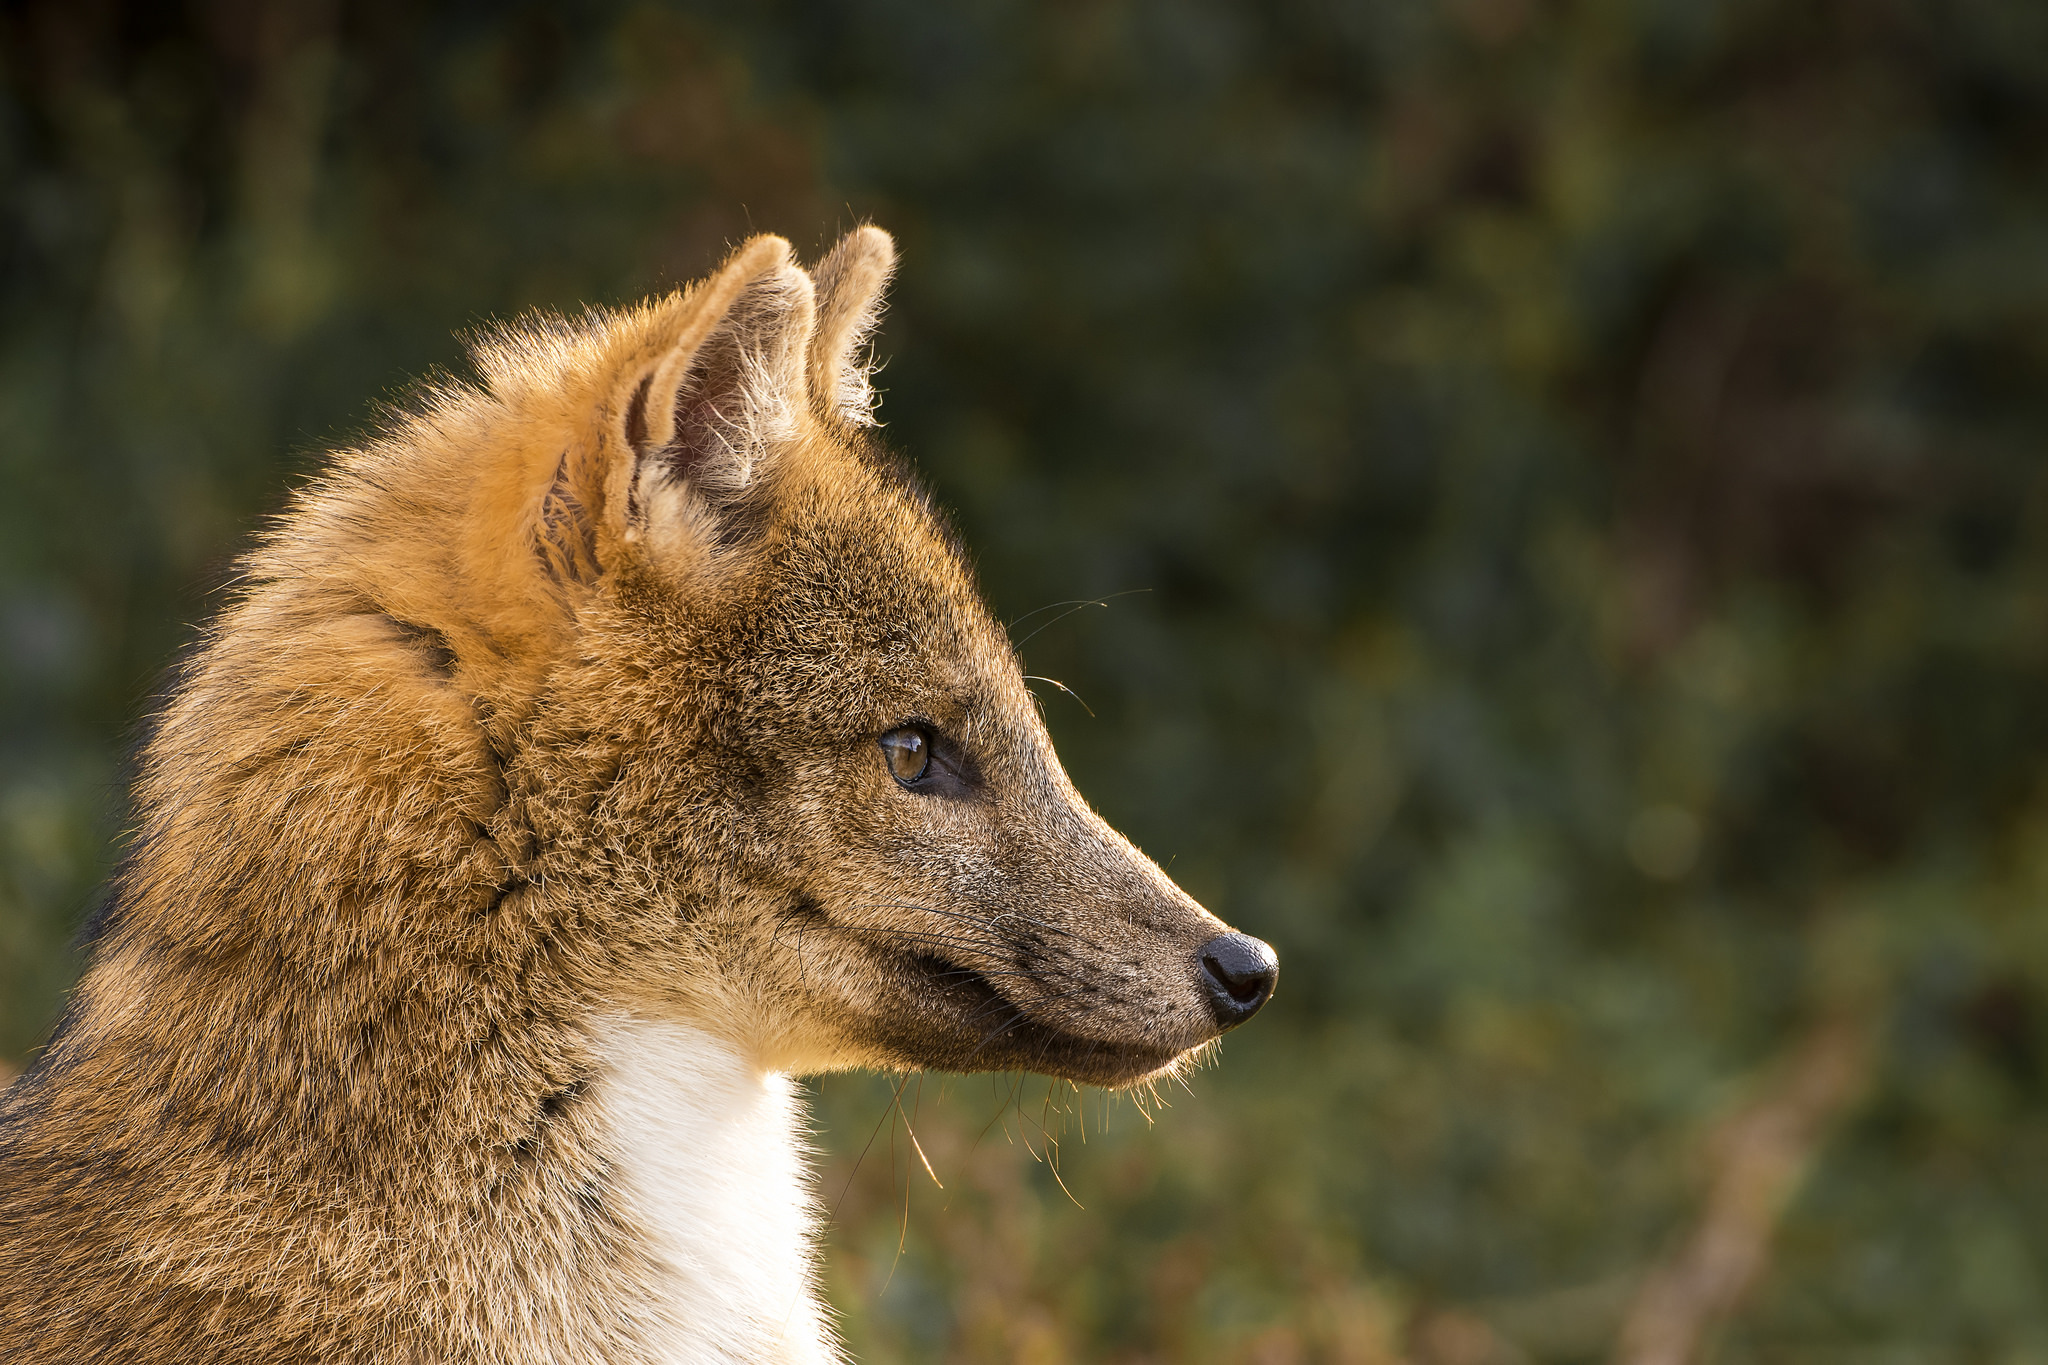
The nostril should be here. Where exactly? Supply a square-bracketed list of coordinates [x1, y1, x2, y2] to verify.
[1197, 933, 1279, 1027]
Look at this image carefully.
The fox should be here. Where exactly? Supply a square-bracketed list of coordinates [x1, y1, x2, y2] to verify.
[0, 227, 1277, 1364]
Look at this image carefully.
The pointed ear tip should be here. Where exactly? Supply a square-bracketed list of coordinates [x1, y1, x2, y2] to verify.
[824, 224, 897, 276]
[852, 224, 897, 269]
[849, 223, 895, 253]
[721, 237, 817, 319]
[727, 233, 799, 277]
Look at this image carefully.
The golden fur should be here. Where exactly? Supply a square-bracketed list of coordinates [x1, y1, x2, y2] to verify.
[0, 229, 1271, 1362]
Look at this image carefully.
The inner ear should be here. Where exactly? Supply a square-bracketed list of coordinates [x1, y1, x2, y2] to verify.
[629, 237, 816, 515]
[624, 374, 653, 454]
[665, 297, 787, 496]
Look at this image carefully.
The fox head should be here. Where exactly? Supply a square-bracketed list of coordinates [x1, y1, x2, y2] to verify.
[190, 229, 1274, 1093]
[479, 229, 1277, 1086]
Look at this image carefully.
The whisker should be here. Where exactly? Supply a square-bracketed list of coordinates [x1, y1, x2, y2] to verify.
[1011, 601, 1104, 650]
[973, 1071, 1028, 1151]
[965, 988, 1097, 1043]
[829, 1073, 907, 1228]
[970, 1005, 1032, 1052]
[958, 984, 1080, 1030]
[879, 1072, 917, 1290]
[895, 1075, 942, 1191]
[1006, 588, 1151, 646]
[1023, 675, 1095, 718]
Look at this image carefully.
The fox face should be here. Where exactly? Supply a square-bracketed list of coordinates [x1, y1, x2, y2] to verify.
[522, 230, 1277, 1088]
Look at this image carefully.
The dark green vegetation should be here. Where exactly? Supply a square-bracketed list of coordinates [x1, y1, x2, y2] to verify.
[5, 3, 2047, 1360]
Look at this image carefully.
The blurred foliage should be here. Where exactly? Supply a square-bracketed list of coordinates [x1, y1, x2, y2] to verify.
[5, 1, 2048, 1360]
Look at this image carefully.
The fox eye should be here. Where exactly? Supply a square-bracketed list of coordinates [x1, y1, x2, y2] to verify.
[879, 727, 932, 786]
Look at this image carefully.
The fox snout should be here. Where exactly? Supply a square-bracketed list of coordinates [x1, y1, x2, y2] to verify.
[782, 729, 1279, 1088]
[831, 890, 1279, 1088]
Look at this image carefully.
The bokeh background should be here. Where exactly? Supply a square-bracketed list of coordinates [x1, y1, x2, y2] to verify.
[5, 2, 2048, 1360]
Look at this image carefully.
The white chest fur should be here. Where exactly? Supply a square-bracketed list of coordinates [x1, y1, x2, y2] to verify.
[592, 1017, 839, 1365]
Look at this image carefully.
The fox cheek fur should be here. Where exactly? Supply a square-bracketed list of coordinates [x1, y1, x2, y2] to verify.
[0, 226, 1276, 1364]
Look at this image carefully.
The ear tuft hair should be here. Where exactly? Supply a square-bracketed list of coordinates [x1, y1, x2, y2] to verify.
[809, 227, 897, 427]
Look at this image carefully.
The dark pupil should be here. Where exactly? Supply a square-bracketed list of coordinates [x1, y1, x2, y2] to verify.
[881, 728, 929, 783]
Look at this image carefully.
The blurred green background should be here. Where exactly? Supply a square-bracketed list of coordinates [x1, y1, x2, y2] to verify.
[5, 2, 2048, 1361]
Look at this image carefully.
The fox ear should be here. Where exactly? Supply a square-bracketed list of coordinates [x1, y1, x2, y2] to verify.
[808, 226, 896, 426]
[622, 236, 816, 545]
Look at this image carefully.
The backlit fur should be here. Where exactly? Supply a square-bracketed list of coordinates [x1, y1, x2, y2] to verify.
[0, 229, 1256, 1363]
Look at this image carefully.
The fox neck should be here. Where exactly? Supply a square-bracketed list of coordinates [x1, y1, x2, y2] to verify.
[592, 1017, 838, 1365]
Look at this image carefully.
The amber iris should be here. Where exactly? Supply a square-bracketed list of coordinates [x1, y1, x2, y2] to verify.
[879, 727, 931, 784]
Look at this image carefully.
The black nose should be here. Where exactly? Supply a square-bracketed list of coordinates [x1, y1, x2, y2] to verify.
[1198, 933, 1279, 1027]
